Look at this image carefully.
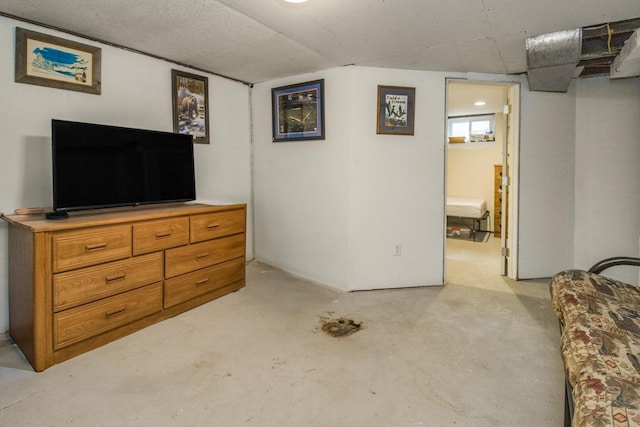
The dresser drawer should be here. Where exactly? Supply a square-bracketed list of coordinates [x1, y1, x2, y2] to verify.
[132, 217, 189, 255]
[190, 209, 245, 243]
[165, 233, 245, 278]
[53, 252, 163, 312]
[53, 225, 132, 273]
[165, 258, 245, 308]
[53, 282, 163, 350]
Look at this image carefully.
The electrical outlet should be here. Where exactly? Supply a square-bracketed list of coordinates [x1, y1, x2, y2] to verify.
[394, 243, 402, 256]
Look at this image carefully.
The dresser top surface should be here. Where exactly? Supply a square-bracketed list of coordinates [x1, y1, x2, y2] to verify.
[1, 203, 246, 233]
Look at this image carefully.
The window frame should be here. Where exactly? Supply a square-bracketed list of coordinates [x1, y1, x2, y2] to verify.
[447, 113, 496, 144]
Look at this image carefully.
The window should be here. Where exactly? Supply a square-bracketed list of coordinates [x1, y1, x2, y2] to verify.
[447, 114, 495, 143]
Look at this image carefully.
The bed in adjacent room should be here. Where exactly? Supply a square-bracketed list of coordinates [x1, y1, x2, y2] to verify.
[446, 197, 490, 241]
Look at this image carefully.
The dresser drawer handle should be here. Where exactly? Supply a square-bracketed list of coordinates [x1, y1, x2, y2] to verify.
[196, 252, 210, 259]
[207, 223, 221, 229]
[105, 307, 126, 319]
[105, 271, 126, 283]
[196, 278, 209, 286]
[85, 242, 107, 252]
[155, 232, 172, 239]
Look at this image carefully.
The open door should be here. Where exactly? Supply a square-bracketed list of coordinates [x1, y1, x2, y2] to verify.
[444, 78, 520, 280]
[500, 83, 520, 279]
[499, 97, 510, 275]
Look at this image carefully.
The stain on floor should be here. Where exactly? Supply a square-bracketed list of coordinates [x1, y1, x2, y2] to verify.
[320, 317, 362, 337]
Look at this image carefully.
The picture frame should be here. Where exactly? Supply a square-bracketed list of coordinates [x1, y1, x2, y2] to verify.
[272, 79, 325, 142]
[15, 27, 101, 95]
[376, 85, 416, 135]
[172, 69, 210, 144]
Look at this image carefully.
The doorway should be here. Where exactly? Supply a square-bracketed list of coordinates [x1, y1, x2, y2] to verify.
[444, 79, 520, 284]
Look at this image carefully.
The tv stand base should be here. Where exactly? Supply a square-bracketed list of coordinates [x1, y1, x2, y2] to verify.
[45, 211, 69, 220]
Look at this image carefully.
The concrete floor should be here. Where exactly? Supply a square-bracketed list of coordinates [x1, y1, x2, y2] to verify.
[0, 237, 564, 426]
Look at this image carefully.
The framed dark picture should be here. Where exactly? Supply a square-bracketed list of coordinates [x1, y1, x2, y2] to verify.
[272, 79, 325, 142]
[376, 85, 416, 135]
[172, 69, 210, 144]
[15, 27, 101, 95]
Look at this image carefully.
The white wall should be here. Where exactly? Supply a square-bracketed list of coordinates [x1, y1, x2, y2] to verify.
[253, 68, 580, 289]
[0, 17, 253, 333]
[346, 67, 447, 290]
[574, 76, 640, 284]
[251, 68, 351, 289]
[252, 67, 447, 290]
[516, 82, 576, 279]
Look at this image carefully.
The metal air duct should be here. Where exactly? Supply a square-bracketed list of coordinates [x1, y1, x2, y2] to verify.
[611, 28, 640, 79]
[526, 29, 582, 92]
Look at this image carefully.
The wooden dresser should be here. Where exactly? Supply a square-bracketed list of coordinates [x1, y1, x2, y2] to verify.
[493, 164, 508, 238]
[3, 203, 246, 371]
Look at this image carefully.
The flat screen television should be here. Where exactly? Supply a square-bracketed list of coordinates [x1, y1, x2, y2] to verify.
[49, 119, 196, 219]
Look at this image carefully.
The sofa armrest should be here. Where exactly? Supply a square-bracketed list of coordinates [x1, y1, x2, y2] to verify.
[588, 256, 640, 274]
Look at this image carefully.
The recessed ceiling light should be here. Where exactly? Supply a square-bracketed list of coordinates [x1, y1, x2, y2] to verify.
[474, 101, 486, 106]
[278, 0, 311, 7]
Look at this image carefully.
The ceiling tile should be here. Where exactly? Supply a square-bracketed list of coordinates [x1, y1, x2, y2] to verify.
[361, 37, 508, 75]
[201, 34, 338, 83]
[2, 0, 640, 82]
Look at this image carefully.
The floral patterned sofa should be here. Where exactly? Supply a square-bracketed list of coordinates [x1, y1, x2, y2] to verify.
[550, 257, 640, 427]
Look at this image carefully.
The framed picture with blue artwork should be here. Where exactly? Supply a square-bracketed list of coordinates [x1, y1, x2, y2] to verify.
[272, 79, 325, 142]
[14, 27, 101, 95]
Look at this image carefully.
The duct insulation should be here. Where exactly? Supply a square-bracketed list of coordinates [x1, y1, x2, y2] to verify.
[526, 29, 582, 92]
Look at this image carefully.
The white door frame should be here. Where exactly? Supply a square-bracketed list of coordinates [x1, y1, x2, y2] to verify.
[443, 76, 521, 281]
[505, 83, 520, 279]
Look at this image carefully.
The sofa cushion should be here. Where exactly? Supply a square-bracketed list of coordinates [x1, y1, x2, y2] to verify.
[550, 270, 640, 426]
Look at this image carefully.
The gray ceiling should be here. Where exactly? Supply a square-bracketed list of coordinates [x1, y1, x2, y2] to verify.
[2, 0, 640, 84]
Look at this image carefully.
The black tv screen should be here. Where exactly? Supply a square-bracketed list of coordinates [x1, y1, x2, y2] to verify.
[51, 120, 196, 214]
